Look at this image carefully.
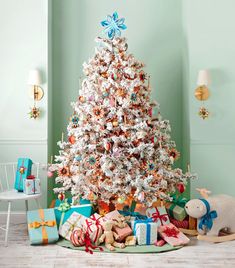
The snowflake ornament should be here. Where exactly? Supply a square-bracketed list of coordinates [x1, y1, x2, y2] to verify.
[101, 12, 127, 39]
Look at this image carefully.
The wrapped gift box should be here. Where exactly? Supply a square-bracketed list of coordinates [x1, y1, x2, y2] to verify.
[23, 177, 40, 195]
[146, 206, 170, 227]
[158, 223, 190, 246]
[165, 195, 188, 221]
[133, 219, 158, 245]
[104, 210, 133, 242]
[59, 212, 87, 240]
[14, 158, 33, 192]
[54, 199, 93, 227]
[165, 202, 187, 221]
[90, 213, 106, 226]
[83, 216, 103, 245]
[27, 208, 58, 245]
[113, 224, 132, 242]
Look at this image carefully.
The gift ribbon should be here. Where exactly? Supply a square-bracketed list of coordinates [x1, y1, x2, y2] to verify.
[18, 159, 27, 190]
[64, 215, 83, 238]
[57, 201, 71, 227]
[133, 218, 153, 245]
[199, 198, 218, 231]
[118, 210, 147, 220]
[168, 195, 188, 218]
[28, 209, 56, 244]
[151, 208, 169, 224]
[85, 217, 103, 244]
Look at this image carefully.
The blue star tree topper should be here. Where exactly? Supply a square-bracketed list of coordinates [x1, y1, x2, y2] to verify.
[101, 12, 127, 39]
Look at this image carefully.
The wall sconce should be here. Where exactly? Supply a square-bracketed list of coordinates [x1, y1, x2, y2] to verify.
[194, 70, 210, 119]
[27, 69, 43, 119]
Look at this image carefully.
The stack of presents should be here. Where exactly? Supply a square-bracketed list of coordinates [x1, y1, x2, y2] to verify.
[14, 158, 40, 195]
[14, 158, 197, 251]
[27, 195, 197, 251]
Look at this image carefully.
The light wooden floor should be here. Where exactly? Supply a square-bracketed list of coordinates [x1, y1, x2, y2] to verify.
[0, 223, 235, 268]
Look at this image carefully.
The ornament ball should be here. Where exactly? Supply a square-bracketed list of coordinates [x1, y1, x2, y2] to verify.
[58, 192, 65, 201]
[177, 183, 185, 193]
[47, 171, 54, 178]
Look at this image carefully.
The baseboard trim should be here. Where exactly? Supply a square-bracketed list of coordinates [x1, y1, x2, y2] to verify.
[0, 211, 26, 224]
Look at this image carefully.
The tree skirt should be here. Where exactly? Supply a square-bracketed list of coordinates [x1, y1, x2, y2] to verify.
[57, 239, 182, 254]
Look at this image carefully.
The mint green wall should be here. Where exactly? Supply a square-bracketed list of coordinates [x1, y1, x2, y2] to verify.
[0, 0, 48, 212]
[183, 0, 235, 197]
[51, 0, 184, 167]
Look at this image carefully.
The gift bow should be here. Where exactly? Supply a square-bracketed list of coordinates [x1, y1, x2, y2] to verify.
[163, 226, 180, 238]
[171, 194, 188, 208]
[151, 208, 168, 224]
[58, 201, 71, 212]
[199, 199, 218, 231]
[29, 220, 56, 229]
[90, 215, 104, 229]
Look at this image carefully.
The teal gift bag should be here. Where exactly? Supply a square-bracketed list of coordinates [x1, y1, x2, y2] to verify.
[14, 158, 33, 192]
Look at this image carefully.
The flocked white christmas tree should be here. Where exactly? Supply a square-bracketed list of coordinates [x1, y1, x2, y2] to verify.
[50, 12, 195, 207]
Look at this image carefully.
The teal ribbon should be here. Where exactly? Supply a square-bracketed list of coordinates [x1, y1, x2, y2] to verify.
[199, 199, 218, 231]
[168, 195, 188, 218]
[118, 210, 147, 220]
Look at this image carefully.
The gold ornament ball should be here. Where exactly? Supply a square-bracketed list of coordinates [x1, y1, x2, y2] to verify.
[112, 120, 119, 127]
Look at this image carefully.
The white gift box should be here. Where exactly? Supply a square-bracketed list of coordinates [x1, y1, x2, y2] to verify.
[59, 212, 87, 241]
[133, 220, 158, 245]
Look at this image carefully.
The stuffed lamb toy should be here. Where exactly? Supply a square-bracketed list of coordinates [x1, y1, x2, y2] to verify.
[185, 195, 235, 236]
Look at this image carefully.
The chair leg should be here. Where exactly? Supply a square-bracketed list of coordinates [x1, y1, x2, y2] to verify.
[4, 201, 11, 247]
[25, 200, 29, 211]
[35, 199, 41, 209]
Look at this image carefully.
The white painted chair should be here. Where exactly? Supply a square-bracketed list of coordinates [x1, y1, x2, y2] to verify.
[0, 162, 42, 246]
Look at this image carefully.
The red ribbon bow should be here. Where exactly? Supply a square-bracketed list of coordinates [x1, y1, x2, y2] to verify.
[151, 209, 168, 225]
[163, 226, 180, 238]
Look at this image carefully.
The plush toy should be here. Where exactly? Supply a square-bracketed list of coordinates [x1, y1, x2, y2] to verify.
[185, 195, 235, 236]
[99, 220, 126, 251]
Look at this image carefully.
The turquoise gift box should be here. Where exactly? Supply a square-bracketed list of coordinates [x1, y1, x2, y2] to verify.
[14, 158, 33, 192]
[54, 199, 93, 227]
[27, 208, 59, 245]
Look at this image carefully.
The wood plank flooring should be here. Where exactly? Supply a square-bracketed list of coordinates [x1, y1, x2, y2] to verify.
[0, 223, 235, 268]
